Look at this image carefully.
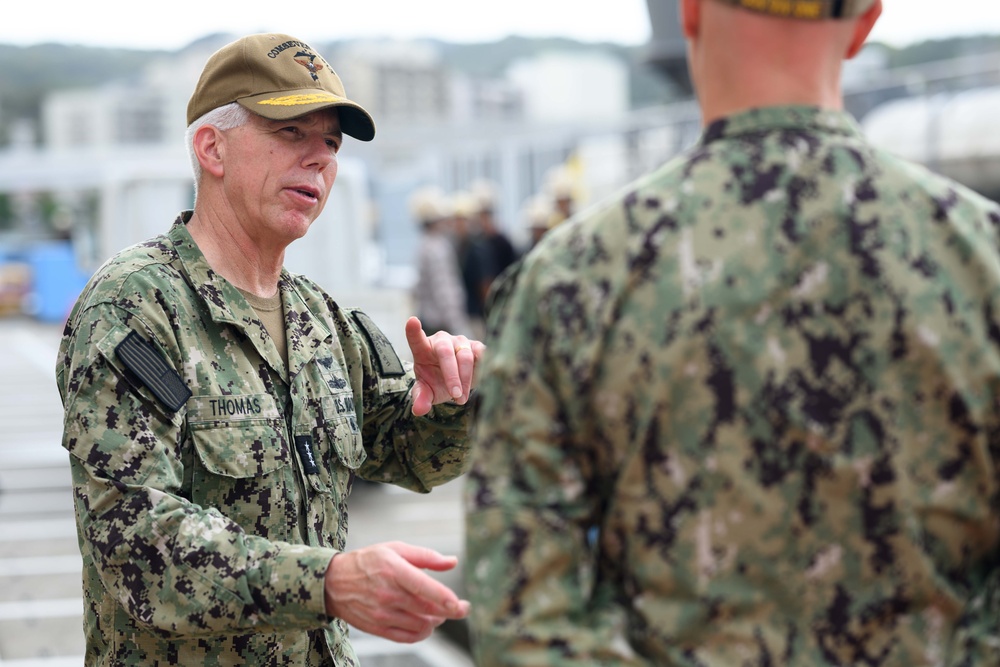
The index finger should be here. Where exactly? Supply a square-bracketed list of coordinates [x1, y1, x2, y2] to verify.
[404, 317, 433, 361]
[397, 566, 468, 619]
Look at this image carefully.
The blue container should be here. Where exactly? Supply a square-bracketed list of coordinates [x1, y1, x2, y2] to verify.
[26, 242, 91, 324]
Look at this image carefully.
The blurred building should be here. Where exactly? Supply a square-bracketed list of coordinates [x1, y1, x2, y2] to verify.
[507, 51, 629, 122]
[330, 45, 637, 286]
[642, 0, 692, 95]
[44, 84, 170, 149]
[450, 74, 523, 124]
[42, 39, 220, 151]
[335, 40, 452, 124]
[863, 85, 1000, 202]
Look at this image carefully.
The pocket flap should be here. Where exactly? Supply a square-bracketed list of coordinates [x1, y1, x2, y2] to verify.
[330, 420, 367, 470]
[191, 421, 289, 478]
[319, 394, 367, 470]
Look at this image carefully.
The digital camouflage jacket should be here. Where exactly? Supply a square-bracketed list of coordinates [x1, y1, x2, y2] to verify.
[57, 214, 471, 666]
[466, 106, 1000, 666]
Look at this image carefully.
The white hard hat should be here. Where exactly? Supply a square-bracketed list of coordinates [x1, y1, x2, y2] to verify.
[523, 194, 553, 229]
[449, 190, 477, 219]
[469, 179, 498, 213]
[409, 186, 449, 224]
[544, 166, 574, 200]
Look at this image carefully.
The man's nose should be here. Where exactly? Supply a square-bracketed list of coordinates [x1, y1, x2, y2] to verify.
[303, 135, 335, 170]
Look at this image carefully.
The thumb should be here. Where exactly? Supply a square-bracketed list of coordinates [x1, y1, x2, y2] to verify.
[411, 380, 432, 417]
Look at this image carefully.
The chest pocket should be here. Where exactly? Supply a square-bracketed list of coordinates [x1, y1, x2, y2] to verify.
[310, 393, 366, 501]
[187, 395, 296, 541]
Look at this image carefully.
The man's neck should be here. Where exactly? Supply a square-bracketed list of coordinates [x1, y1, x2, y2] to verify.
[186, 207, 283, 298]
[698, 86, 844, 128]
[695, 54, 845, 126]
[691, 7, 850, 126]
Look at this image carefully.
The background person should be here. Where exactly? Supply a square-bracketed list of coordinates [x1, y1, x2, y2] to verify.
[470, 179, 519, 303]
[542, 164, 578, 232]
[464, 1, 1000, 665]
[411, 185, 473, 337]
[57, 32, 483, 667]
[449, 189, 491, 340]
[523, 193, 555, 251]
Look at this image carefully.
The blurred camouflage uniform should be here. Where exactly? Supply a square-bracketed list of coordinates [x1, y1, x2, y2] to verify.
[57, 212, 471, 666]
[465, 106, 1000, 665]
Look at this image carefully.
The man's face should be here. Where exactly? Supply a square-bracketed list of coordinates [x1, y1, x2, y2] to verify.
[478, 210, 496, 234]
[219, 108, 342, 248]
[452, 215, 469, 238]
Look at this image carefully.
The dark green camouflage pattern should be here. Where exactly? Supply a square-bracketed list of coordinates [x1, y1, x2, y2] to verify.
[57, 213, 471, 666]
[465, 106, 1000, 666]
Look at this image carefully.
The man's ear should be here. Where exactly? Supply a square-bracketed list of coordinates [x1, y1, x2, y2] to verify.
[845, 0, 882, 59]
[192, 124, 225, 179]
[680, 0, 701, 40]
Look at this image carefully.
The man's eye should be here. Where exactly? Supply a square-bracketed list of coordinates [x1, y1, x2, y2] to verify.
[326, 139, 340, 152]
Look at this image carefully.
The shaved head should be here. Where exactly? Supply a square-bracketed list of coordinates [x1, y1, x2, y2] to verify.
[682, 0, 882, 124]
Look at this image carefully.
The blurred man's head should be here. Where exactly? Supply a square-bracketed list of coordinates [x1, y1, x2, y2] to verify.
[471, 180, 499, 234]
[522, 194, 553, 248]
[410, 186, 452, 233]
[544, 167, 575, 218]
[449, 191, 479, 239]
[680, 0, 882, 124]
[710, 0, 876, 20]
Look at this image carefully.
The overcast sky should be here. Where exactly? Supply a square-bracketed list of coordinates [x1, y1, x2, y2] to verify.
[2, 0, 998, 50]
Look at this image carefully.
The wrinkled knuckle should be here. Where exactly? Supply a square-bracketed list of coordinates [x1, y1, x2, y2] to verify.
[371, 607, 394, 625]
[373, 588, 396, 608]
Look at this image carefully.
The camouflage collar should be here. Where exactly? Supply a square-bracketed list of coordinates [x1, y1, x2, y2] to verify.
[166, 213, 335, 379]
[701, 105, 864, 146]
[168, 213, 246, 326]
[277, 274, 337, 379]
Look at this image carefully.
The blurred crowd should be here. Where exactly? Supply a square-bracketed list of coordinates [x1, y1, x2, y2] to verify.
[409, 166, 578, 340]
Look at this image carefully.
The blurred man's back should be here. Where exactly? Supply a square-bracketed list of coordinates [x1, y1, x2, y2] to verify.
[464, 1, 1000, 664]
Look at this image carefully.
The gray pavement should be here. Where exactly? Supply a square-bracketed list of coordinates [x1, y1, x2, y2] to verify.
[0, 316, 472, 666]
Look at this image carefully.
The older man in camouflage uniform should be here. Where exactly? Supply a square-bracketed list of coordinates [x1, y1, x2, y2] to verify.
[464, 1, 1000, 665]
[57, 33, 483, 666]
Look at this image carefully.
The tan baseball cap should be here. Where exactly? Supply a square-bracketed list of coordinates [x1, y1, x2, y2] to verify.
[714, 0, 876, 19]
[187, 33, 375, 141]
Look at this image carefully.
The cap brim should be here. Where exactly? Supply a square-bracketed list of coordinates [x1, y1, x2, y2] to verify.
[239, 89, 376, 142]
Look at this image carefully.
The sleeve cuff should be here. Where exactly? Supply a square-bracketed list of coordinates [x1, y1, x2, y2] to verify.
[253, 544, 339, 626]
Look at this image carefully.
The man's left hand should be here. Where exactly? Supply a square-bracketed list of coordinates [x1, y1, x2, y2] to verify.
[405, 317, 485, 416]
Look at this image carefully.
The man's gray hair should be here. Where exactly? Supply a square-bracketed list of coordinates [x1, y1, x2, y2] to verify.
[185, 103, 252, 199]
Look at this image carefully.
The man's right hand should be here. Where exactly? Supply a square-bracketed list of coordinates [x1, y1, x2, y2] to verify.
[324, 541, 471, 643]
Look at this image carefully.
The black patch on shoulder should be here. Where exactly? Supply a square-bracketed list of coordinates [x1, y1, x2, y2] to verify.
[115, 331, 192, 412]
[351, 310, 405, 377]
